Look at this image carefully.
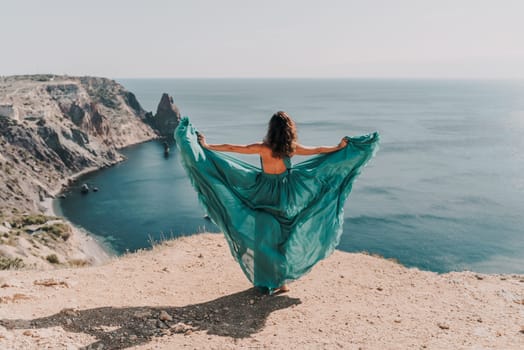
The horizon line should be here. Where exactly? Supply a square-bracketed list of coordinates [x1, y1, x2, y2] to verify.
[2, 74, 523, 81]
[116, 76, 524, 81]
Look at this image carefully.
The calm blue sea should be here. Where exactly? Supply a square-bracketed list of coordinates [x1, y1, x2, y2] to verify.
[56, 79, 524, 274]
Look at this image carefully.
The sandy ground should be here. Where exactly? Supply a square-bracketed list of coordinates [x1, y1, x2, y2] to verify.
[0, 233, 523, 350]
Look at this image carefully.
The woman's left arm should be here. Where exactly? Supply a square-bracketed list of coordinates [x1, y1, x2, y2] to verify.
[198, 133, 263, 154]
[293, 137, 348, 155]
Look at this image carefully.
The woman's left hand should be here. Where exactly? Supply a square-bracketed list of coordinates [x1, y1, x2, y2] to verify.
[197, 132, 208, 148]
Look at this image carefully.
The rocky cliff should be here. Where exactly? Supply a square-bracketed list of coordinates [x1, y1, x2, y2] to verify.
[0, 75, 159, 217]
[0, 75, 177, 269]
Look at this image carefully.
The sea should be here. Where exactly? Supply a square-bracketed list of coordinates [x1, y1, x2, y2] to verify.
[55, 78, 524, 274]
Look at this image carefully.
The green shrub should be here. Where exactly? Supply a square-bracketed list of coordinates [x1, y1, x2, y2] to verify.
[0, 256, 25, 270]
[42, 223, 71, 241]
[11, 214, 49, 227]
[46, 254, 59, 264]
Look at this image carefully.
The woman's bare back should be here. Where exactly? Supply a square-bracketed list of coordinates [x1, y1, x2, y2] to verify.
[259, 145, 288, 174]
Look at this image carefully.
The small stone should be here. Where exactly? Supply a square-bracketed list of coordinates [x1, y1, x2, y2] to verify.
[496, 331, 502, 337]
[156, 320, 168, 329]
[159, 310, 172, 322]
[0, 283, 10, 288]
[171, 323, 186, 333]
[34, 279, 69, 288]
[249, 299, 255, 305]
[437, 323, 450, 330]
[394, 318, 402, 323]
[22, 330, 32, 336]
[475, 275, 484, 280]
[477, 318, 483, 323]
[376, 287, 383, 291]
[184, 329, 193, 336]
[520, 326, 524, 334]
[65, 318, 73, 326]
[129, 334, 138, 341]
[198, 253, 203, 258]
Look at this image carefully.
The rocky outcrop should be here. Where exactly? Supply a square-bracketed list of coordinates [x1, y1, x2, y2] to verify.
[0, 76, 190, 269]
[0, 75, 158, 218]
[146, 93, 181, 139]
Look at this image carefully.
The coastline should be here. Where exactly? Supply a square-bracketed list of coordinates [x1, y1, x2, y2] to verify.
[39, 165, 114, 266]
[36, 137, 165, 266]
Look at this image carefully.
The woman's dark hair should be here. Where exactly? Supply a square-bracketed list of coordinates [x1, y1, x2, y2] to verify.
[264, 111, 297, 158]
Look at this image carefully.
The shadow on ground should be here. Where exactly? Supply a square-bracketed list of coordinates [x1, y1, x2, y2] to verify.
[1, 288, 301, 350]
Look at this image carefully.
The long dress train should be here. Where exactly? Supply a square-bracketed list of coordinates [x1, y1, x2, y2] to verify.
[175, 117, 379, 291]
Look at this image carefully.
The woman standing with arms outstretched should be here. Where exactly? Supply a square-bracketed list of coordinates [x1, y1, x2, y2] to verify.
[175, 111, 379, 294]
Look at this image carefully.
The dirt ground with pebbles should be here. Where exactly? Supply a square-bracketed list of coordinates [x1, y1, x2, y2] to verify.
[0, 233, 523, 349]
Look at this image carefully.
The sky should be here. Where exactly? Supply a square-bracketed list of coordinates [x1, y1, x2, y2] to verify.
[1, 0, 523, 79]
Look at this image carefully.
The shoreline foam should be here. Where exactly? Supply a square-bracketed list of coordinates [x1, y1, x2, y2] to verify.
[38, 166, 114, 266]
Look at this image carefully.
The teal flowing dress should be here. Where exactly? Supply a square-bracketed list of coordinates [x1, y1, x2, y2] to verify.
[175, 117, 379, 292]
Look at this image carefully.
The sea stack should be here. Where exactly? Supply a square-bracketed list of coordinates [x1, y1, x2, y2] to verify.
[147, 93, 181, 140]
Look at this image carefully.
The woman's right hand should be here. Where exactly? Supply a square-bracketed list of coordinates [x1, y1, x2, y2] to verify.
[338, 137, 348, 149]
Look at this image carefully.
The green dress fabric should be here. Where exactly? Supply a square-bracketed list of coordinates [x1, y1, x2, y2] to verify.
[175, 117, 379, 292]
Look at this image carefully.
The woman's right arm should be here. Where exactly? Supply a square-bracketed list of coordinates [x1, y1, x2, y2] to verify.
[294, 137, 348, 155]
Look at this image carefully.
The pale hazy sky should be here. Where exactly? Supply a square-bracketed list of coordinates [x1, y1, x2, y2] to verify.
[1, 0, 523, 78]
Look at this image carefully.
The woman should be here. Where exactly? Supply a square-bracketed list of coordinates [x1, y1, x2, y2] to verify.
[175, 111, 379, 294]
[197, 111, 348, 175]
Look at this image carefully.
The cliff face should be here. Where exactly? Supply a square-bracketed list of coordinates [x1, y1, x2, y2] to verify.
[0, 75, 157, 217]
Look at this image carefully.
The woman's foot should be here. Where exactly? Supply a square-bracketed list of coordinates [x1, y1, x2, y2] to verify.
[273, 285, 290, 295]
